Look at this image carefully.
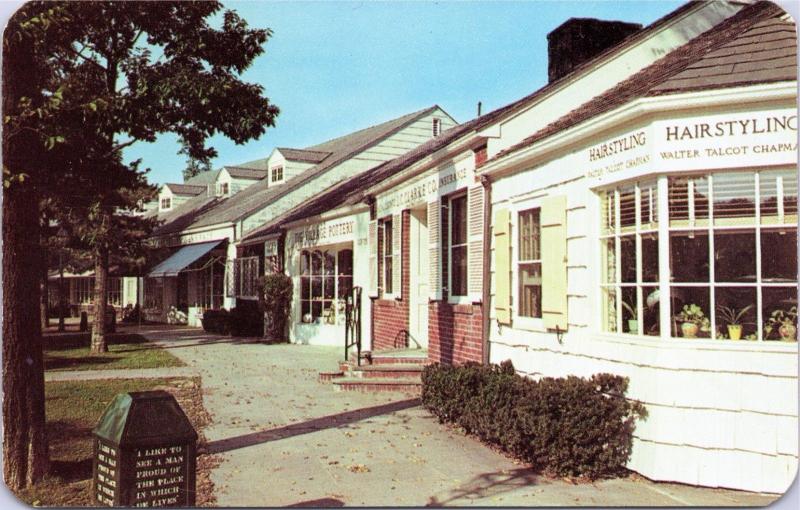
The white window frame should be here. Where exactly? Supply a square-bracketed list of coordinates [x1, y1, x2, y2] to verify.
[432, 118, 442, 137]
[447, 193, 470, 304]
[235, 256, 260, 299]
[271, 165, 284, 184]
[298, 247, 353, 324]
[160, 197, 171, 210]
[512, 198, 545, 331]
[217, 182, 229, 196]
[599, 168, 797, 345]
[380, 217, 396, 299]
[107, 277, 122, 307]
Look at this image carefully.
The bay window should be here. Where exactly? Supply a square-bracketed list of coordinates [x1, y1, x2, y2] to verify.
[300, 248, 353, 324]
[601, 169, 797, 342]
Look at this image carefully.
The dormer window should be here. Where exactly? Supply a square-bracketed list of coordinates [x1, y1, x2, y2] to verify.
[433, 118, 442, 137]
[271, 166, 284, 183]
[160, 197, 171, 210]
[217, 182, 229, 196]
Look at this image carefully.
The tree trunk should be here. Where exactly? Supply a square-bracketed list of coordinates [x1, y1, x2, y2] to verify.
[40, 241, 49, 331]
[2, 183, 49, 490]
[91, 247, 109, 353]
[58, 251, 65, 332]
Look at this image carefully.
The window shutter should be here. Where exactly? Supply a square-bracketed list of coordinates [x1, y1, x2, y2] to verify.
[368, 220, 379, 298]
[392, 213, 402, 299]
[467, 185, 485, 302]
[428, 200, 442, 301]
[494, 208, 512, 324]
[541, 195, 568, 331]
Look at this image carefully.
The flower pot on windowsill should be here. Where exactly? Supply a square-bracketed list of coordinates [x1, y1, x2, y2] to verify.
[779, 323, 797, 342]
[726, 324, 742, 340]
[681, 322, 699, 338]
[627, 319, 639, 334]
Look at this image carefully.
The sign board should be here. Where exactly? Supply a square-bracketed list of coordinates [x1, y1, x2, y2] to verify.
[288, 217, 355, 250]
[92, 391, 198, 507]
[376, 160, 474, 217]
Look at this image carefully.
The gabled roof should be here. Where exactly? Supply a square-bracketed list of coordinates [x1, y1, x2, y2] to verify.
[184, 168, 222, 186]
[152, 194, 223, 236]
[276, 148, 332, 164]
[224, 166, 269, 180]
[156, 106, 442, 235]
[164, 183, 206, 196]
[488, 1, 795, 165]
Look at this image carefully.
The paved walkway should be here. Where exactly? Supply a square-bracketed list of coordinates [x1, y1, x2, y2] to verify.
[119, 327, 781, 507]
[45, 366, 199, 382]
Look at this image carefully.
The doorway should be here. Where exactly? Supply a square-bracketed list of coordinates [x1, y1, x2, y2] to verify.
[409, 208, 429, 348]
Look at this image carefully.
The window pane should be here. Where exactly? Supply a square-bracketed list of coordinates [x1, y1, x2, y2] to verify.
[621, 286, 638, 334]
[338, 249, 353, 277]
[602, 287, 617, 333]
[324, 251, 335, 276]
[762, 287, 797, 341]
[761, 229, 797, 282]
[300, 251, 310, 275]
[311, 276, 322, 299]
[669, 176, 709, 224]
[383, 220, 393, 256]
[713, 172, 755, 223]
[301, 301, 310, 318]
[384, 256, 393, 294]
[519, 209, 540, 261]
[640, 181, 658, 228]
[323, 276, 335, 300]
[602, 238, 616, 284]
[338, 276, 352, 299]
[519, 263, 541, 318]
[311, 251, 322, 274]
[620, 235, 636, 283]
[670, 231, 709, 282]
[761, 169, 798, 221]
[619, 185, 636, 230]
[301, 277, 310, 300]
[641, 233, 659, 283]
[714, 231, 756, 283]
[671, 286, 711, 338]
[643, 286, 660, 336]
[451, 245, 467, 296]
[715, 287, 756, 340]
[312, 301, 322, 320]
[451, 195, 468, 245]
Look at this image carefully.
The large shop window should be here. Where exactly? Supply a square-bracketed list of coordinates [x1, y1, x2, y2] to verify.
[144, 278, 163, 311]
[196, 260, 225, 309]
[234, 256, 260, 298]
[518, 208, 542, 318]
[601, 170, 797, 342]
[381, 218, 394, 295]
[107, 278, 122, 307]
[75, 277, 95, 305]
[300, 249, 353, 325]
[449, 194, 468, 297]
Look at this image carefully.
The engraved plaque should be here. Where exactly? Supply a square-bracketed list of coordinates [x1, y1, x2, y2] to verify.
[92, 391, 198, 507]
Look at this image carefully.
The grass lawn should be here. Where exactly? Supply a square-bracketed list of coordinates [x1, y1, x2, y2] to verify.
[44, 332, 185, 371]
[15, 377, 214, 507]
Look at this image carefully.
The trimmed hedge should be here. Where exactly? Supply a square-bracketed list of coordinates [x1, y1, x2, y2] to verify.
[201, 309, 230, 335]
[230, 302, 264, 337]
[421, 361, 647, 479]
[258, 273, 293, 343]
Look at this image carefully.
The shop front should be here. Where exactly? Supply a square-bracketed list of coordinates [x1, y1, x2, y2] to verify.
[370, 152, 485, 363]
[285, 213, 371, 347]
[482, 96, 798, 493]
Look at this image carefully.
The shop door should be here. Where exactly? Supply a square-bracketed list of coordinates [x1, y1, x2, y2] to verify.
[409, 208, 429, 348]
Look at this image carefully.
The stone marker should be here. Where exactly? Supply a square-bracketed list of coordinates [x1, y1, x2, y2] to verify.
[92, 390, 198, 507]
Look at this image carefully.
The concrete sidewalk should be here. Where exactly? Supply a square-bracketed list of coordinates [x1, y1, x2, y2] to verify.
[139, 330, 779, 507]
[45, 366, 199, 382]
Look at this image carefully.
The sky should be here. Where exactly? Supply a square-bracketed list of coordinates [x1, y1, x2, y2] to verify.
[124, 0, 697, 185]
[2, 1, 793, 186]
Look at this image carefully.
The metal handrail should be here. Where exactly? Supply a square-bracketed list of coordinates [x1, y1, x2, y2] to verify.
[344, 286, 362, 366]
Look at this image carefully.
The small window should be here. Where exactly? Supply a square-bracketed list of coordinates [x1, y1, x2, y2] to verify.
[271, 166, 284, 182]
[518, 209, 541, 318]
[449, 194, 468, 297]
[160, 197, 171, 210]
[381, 218, 393, 295]
[217, 182, 229, 196]
[432, 118, 442, 137]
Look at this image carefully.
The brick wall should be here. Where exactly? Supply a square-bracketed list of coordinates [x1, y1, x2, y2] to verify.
[428, 302, 484, 364]
[372, 210, 410, 351]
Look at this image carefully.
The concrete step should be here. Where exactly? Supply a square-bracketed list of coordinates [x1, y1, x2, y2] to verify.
[332, 377, 421, 394]
[318, 370, 345, 382]
[353, 364, 424, 379]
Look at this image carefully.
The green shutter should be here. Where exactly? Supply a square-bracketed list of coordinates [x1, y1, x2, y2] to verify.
[494, 208, 511, 325]
[541, 195, 568, 331]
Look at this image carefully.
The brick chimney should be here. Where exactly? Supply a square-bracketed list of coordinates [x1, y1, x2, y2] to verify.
[547, 18, 641, 83]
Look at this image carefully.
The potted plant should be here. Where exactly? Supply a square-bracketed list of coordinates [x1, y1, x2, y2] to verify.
[716, 304, 753, 340]
[765, 306, 797, 342]
[675, 304, 709, 338]
[621, 300, 638, 334]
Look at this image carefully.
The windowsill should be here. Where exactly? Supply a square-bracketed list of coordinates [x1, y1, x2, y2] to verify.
[514, 316, 545, 332]
[594, 331, 799, 353]
[447, 295, 472, 306]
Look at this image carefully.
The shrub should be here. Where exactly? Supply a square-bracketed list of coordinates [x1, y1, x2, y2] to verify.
[230, 301, 264, 337]
[201, 309, 230, 335]
[258, 273, 293, 343]
[421, 361, 646, 480]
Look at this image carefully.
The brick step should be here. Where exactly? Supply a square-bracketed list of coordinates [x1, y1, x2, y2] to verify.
[318, 370, 345, 382]
[370, 353, 429, 365]
[354, 364, 424, 379]
[332, 377, 421, 394]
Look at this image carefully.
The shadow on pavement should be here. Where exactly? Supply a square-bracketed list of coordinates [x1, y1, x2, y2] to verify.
[425, 467, 541, 506]
[287, 497, 345, 507]
[206, 398, 421, 454]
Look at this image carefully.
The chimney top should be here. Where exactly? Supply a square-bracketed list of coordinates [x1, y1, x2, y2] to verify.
[547, 18, 642, 83]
